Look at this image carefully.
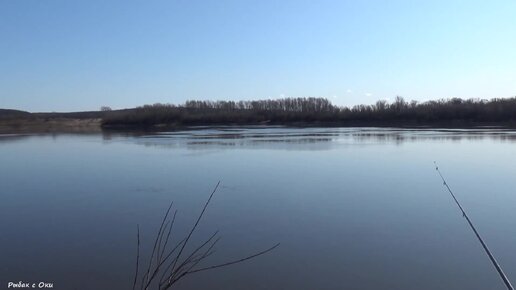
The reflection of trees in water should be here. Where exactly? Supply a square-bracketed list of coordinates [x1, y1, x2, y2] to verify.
[131, 128, 516, 151]
[3, 128, 516, 149]
[134, 131, 338, 151]
[349, 129, 516, 144]
[185, 137, 335, 149]
[136, 137, 336, 151]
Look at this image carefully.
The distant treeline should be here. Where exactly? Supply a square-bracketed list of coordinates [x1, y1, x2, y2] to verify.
[101, 96, 516, 127]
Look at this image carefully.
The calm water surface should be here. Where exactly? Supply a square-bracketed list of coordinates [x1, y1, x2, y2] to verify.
[1, 127, 516, 290]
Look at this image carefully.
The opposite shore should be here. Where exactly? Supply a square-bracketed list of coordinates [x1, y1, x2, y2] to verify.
[2, 96, 516, 133]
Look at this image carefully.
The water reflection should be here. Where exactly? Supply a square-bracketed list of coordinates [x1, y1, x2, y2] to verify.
[124, 127, 516, 150]
[3, 127, 516, 148]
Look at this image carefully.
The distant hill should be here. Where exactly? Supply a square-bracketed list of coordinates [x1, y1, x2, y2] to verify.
[32, 108, 136, 119]
[0, 108, 137, 120]
[0, 109, 32, 119]
[33, 111, 107, 119]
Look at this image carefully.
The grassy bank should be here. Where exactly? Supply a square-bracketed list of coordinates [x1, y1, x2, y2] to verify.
[0, 108, 121, 133]
[0, 118, 102, 134]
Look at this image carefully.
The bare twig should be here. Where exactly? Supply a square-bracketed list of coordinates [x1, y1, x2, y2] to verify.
[157, 238, 187, 284]
[168, 238, 221, 285]
[133, 224, 140, 290]
[133, 181, 279, 289]
[142, 201, 175, 289]
[169, 181, 220, 280]
[187, 242, 280, 275]
[173, 231, 219, 272]
[161, 231, 220, 287]
[159, 210, 177, 262]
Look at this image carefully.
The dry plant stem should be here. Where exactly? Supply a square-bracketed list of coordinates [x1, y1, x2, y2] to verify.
[168, 240, 220, 285]
[143, 206, 179, 290]
[157, 238, 188, 284]
[170, 231, 219, 276]
[168, 181, 221, 281]
[186, 242, 280, 275]
[133, 224, 140, 290]
[158, 211, 177, 262]
[133, 181, 279, 290]
[141, 202, 174, 289]
[156, 220, 170, 265]
[162, 233, 220, 286]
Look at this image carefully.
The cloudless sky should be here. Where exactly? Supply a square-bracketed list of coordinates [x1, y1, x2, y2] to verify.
[1, 0, 515, 112]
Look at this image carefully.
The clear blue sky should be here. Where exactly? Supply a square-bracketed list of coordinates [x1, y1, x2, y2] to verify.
[1, 0, 515, 112]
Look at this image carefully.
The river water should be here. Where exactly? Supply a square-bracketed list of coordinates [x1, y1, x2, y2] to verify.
[1, 127, 516, 290]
